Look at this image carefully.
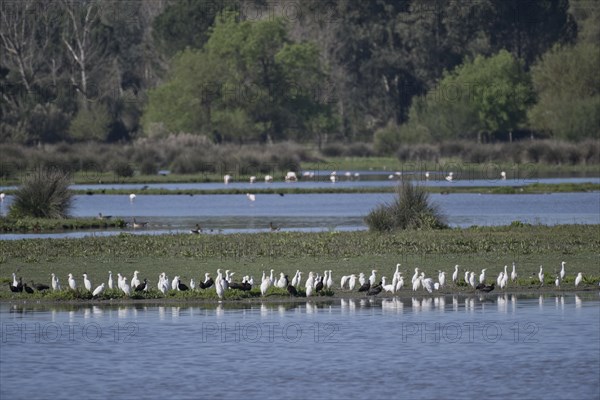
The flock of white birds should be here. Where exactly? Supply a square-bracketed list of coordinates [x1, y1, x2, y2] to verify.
[13, 260, 589, 300]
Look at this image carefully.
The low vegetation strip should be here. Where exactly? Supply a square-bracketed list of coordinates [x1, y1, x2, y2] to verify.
[0, 225, 598, 300]
[2, 182, 595, 197]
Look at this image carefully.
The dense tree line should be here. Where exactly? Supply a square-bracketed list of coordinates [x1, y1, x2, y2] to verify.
[1, 0, 597, 147]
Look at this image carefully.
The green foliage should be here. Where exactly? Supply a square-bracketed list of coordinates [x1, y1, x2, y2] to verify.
[365, 181, 448, 232]
[143, 12, 335, 143]
[112, 161, 134, 178]
[403, 50, 534, 141]
[528, 42, 600, 140]
[9, 169, 73, 219]
[373, 123, 402, 155]
[69, 103, 112, 142]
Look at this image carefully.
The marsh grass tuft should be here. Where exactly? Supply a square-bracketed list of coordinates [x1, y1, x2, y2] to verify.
[9, 169, 73, 219]
[365, 180, 448, 232]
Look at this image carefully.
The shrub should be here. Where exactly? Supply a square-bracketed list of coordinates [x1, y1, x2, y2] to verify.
[112, 161, 134, 178]
[365, 181, 448, 232]
[9, 169, 73, 218]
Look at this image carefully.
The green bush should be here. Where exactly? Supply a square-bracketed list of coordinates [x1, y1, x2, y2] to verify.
[112, 161, 134, 178]
[9, 169, 73, 219]
[365, 181, 448, 231]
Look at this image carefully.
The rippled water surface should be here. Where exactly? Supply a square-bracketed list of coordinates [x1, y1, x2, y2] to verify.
[1, 190, 599, 240]
[1, 294, 599, 400]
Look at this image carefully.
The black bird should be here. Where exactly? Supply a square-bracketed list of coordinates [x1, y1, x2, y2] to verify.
[135, 278, 147, 292]
[97, 213, 112, 220]
[23, 283, 34, 294]
[178, 279, 189, 291]
[190, 224, 202, 234]
[475, 283, 486, 291]
[7, 282, 20, 293]
[269, 222, 280, 231]
[228, 281, 243, 290]
[478, 283, 495, 293]
[278, 193, 285, 197]
[358, 281, 371, 292]
[199, 278, 214, 289]
[15, 277, 23, 292]
[31, 281, 50, 291]
[315, 276, 324, 293]
[240, 281, 252, 291]
[287, 284, 298, 297]
[367, 281, 383, 296]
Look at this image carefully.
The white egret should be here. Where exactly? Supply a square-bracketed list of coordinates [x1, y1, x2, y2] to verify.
[260, 276, 270, 296]
[382, 277, 394, 293]
[500, 171, 506, 180]
[469, 272, 476, 288]
[326, 270, 333, 289]
[395, 275, 404, 292]
[560, 261, 566, 281]
[575, 272, 583, 287]
[438, 271, 446, 288]
[68, 273, 77, 290]
[349, 274, 357, 291]
[246, 193, 256, 202]
[55, 277, 61, 291]
[264, 175, 273, 183]
[83, 273, 92, 291]
[51, 273, 58, 291]
[511, 262, 517, 282]
[452, 265, 459, 283]
[129, 193, 136, 202]
[190, 278, 196, 290]
[464, 270, 470, 284]
[215, 279, 224, 299]
[412, 276, 421, 291]
[358, 273, 366, 286]
[117, 273, 124, 290]
[294, 271, 302, 288]
[538, 266, 544, 285]
[276, 273, 286, 288]
[12, 273, 18, 287]
[92, 283, 105, 297]
[249, 176, 256, 183]
[479, 269, 487, 284]
[108, 271, 114, 290]
[131, 271, 140, 289]
[369, 269, 377, 286]
[411, 268, 420, 285]
[122, 278, 131, 296]
[224, 174, 232, 184]
[425, 171, 430, 180]
[340, 275, 349, 289]
[555, 275, 560, 288]
[171, 276, 179, 291]
[497, 272, 504, 287]
[445, 172, 454, 182]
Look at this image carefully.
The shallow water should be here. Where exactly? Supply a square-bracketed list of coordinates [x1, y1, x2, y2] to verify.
[1, 293, 598, 400]
[1, 191, 599, 240]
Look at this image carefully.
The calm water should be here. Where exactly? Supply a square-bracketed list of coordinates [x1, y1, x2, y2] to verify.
[1, 191, 599, 239]
[1, 294, 598, 400]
